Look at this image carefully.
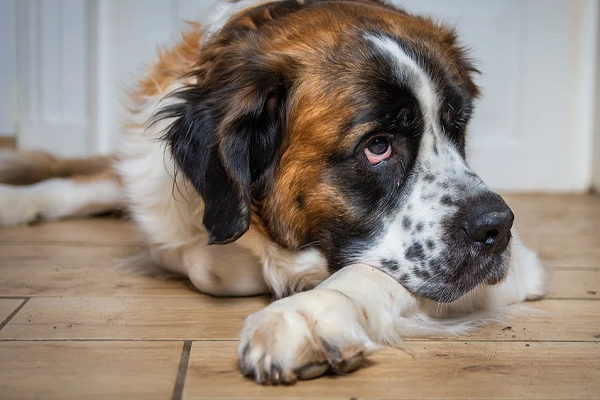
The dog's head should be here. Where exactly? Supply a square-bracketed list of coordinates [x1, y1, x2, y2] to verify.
[159, 0, 514, 303]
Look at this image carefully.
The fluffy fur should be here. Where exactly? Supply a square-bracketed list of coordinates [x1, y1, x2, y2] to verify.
[0, 0, 549, 385]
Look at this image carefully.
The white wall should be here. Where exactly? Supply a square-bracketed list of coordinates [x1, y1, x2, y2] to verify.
[0, 0, 18, 137]
[592, 3, 600, 191]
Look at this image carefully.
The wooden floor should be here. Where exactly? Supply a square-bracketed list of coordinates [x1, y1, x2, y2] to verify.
[0, 194, 599, 399]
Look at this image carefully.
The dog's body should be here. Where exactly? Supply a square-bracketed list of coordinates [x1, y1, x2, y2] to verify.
[0, 0, 548, 384]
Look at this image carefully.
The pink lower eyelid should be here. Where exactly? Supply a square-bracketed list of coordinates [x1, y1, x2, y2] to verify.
[365, 146, 392, 165]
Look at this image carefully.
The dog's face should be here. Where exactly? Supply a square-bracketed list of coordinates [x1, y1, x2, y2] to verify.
[161, 0, 514, 303]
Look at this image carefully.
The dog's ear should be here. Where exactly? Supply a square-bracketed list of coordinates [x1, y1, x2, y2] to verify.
[157, 65, 286, 245]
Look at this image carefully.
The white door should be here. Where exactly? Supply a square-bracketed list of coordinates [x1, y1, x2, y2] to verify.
[0, 0, 18, 138]
[15, 0, 599, 192]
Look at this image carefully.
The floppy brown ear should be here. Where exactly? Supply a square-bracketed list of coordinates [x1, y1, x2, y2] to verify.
[156, 65, 286, 244]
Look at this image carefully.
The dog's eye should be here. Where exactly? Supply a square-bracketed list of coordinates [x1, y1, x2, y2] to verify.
[364, 137, 391, 165]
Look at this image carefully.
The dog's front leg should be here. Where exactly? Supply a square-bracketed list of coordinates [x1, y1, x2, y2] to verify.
[238, 264, 417, 384]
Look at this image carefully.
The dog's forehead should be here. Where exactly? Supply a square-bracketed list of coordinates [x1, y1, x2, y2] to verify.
[366, 34, 440, 117]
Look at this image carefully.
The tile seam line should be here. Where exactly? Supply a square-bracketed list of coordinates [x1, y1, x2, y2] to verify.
[0, 338, 597, 343]
[0, 297, 30, 300]
[0, 298, 31, 331]
[1, 296, 597, 301]
[172, 340, 192, 400]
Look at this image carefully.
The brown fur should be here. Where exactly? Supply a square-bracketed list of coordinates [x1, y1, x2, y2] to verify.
[71, 167, 122, 185]
[0, 151, 114, 185]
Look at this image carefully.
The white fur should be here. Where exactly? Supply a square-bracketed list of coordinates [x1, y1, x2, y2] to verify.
[0, 179, 124, 226]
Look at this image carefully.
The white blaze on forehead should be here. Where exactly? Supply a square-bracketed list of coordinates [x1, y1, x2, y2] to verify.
[366, 34, 439, 125]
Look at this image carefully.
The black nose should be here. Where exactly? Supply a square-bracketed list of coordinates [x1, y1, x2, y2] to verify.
[462, 193, 514, 254]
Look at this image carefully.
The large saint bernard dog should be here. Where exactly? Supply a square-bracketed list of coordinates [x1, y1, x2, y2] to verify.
[0, 0, 548, 384]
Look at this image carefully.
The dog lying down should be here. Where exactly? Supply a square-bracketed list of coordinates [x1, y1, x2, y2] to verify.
[0, 0, 549, 384]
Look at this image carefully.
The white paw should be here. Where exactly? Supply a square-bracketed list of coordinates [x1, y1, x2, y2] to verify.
[0, 185, 41, 226]
[511, 232, 551, 301]
[238, 290, 380, 384]
[524, 255, 552, 301]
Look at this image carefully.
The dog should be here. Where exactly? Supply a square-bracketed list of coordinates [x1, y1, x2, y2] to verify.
[0, 0, 548, 384]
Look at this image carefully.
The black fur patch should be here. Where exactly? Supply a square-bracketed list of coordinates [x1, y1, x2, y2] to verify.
[441, 195, 456, 206]
[413, 268, 431, 280]
[381, 259, 400, 272]
[405, 242, 425, 261]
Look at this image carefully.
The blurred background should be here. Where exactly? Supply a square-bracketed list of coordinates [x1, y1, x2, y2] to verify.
[0, 0, 599, 192]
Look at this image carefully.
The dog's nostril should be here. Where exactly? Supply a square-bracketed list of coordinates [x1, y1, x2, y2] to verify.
[484, 229, 499, 245]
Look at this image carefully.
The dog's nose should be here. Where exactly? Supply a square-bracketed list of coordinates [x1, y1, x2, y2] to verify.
[462, 193, 514, 254]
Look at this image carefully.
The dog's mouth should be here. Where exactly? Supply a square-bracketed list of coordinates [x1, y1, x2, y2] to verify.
[401, 246, 512, 304]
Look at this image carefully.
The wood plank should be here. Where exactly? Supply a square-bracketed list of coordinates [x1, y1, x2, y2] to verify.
[455, 299, 600, 342]
[516, 234, 600, 252]
[0, 297, 597, 342]
[0, 341, 182, 400]
[505, 194, 600, 262]
[550, 269, 600, 299]
[513, 214, 600, 234]
[504, 194, 600, 213]
[184, 341, 600, 400]
[0, 244, 195, 297]
[0, 299, 25, 325]
[0, 217, 141, 244]
[534, 246, 600, 268]
[516, 232, 600, 255]
[0, 296, 269, 340]
[0, 194, 595, 400]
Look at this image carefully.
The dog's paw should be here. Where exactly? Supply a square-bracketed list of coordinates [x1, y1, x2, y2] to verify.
[511, 232, 552, 301]
[524, 257, 552, 301]
[0, 185, 41, 226]
[238, 290, 379, 384]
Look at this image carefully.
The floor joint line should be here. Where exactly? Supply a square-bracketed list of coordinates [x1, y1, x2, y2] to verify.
[0, 338, 598, 344]
[172, 340, 192, 400]
[0, 297, 31, 300]
[0, 298, 30, 332]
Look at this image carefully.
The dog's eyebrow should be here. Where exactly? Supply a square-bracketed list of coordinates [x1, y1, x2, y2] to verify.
[339, 121, 378, 150]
